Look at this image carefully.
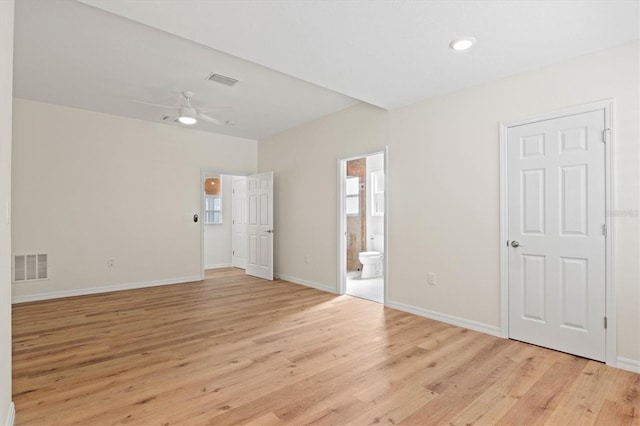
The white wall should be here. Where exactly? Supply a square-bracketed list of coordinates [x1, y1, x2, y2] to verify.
[390, 41, 639, 362]
[12, 99, 257, 302]
[366, 153, 384, 250]
[203, 174, 233, 269]
[259, 103, 390, 291]
[259, 42, 639, 365]
[0, 1, 15, 423]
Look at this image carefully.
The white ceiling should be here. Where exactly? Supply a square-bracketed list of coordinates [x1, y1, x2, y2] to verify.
[13, 0, 358, 140]
[15, 0, 639, 140]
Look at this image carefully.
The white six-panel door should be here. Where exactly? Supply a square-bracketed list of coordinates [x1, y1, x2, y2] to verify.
[231, 177, 247, 269]
[246, 172, 274, 280]
[507, 109, 606, 361]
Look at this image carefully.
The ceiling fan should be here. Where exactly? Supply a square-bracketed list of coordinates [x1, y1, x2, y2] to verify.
[132, 91, 231, 126]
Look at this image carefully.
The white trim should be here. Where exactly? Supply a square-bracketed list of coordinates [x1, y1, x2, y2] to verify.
[382, 146, 390, 305]
[499, 99, 616, 365]
[603, 102, 616, 368]
[386, 300, 503, 338]
[5, 402, 15, 426]
[275, 273, 337, 294]
[616, 357, 640, 374]
[499, 123, 509, 338]
[336, 158, 346, 295]
[501, 99, 614, 128]
[11, 275, 203, 304]
[199, 169, 206, 281]
[1, 3, 14, 425]
[204, 263, 232, 270]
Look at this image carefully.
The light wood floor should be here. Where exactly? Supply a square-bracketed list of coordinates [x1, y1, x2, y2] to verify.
[12, 268, 639, 425]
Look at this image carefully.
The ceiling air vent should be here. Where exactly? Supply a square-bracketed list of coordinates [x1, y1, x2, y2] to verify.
[206, 72, 239, 86]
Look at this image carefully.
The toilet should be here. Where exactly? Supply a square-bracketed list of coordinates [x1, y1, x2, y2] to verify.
[359, 234, 384, 279]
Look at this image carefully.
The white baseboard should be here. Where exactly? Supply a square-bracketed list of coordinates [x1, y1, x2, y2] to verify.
[11, 275, 203, 304]
[204, 263, 232, 270]
[274, 273, 337, 294]
[386, 300, 503, 338]
[5, 402, 15, 426]
[616, 357, 640, 373]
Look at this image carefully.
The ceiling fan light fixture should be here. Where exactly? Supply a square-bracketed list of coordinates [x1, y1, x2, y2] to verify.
[178, 116, 197, 125]
[178, 107, 197, 125]
[449, 37, 476, 51]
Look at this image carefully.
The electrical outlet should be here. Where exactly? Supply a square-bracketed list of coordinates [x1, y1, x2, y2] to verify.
[108, 258, 115, 268]
[427, 272, 436, 286]
[304, 255, 310, 264]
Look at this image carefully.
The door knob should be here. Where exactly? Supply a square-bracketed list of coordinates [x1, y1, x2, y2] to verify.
[266, 229, 274, 234]
[510, 240, 520, 247]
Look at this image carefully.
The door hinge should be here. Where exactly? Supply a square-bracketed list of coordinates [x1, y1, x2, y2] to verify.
[232, 251, 235, 256]
[603, 224, 607, 237]
[602, 128, 610, 143]
[604, 317, 607, 329]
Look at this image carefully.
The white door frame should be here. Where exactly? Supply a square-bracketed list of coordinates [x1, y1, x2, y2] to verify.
[499, 99, 616, 366]
[337, 147, 389, 303]
[199, 169, 250, 280]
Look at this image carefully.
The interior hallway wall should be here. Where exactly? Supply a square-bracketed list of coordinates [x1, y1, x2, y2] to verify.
[259, 42, 639, 366]
[389, 41, 639, 362]
[0, 0, 15, 423]
[259, 103, 390, 292]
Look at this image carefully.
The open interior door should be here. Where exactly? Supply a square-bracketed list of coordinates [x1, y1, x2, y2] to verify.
[246, 172, 273, 280]
[231, 176, 247, 269]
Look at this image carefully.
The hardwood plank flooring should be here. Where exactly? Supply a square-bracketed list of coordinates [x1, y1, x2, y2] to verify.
[12, 268, 639, 425]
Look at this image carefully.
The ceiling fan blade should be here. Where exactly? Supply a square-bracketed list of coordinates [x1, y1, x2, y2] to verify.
[130, 99, 179, 109]
[197, 112, 223, 126]
[198, 105, 235, 113]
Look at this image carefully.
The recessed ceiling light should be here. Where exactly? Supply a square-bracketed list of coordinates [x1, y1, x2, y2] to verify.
[449, 37, 476, 51]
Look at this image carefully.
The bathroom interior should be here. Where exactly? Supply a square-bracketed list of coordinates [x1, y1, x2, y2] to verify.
[345, 153, 385, 303]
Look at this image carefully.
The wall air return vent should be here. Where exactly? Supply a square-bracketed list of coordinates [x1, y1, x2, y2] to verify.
[14, 254, 48, 282]
[206, 72, 239, 86]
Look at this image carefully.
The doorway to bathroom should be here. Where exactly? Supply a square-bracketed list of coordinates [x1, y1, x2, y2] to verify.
[338, 150, 386, 304]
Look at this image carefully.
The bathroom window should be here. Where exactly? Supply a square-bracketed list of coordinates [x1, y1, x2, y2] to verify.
[371, 171, 385, 216]
[204, 195, 222, 224]
[204, 177, 222, 224]
[346, 176, 359, 215]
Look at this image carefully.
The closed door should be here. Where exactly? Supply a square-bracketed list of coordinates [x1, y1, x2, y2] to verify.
[507, 109, 606, 361]
[231, 177, 247, 269]
[246, 172, 274, 280]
